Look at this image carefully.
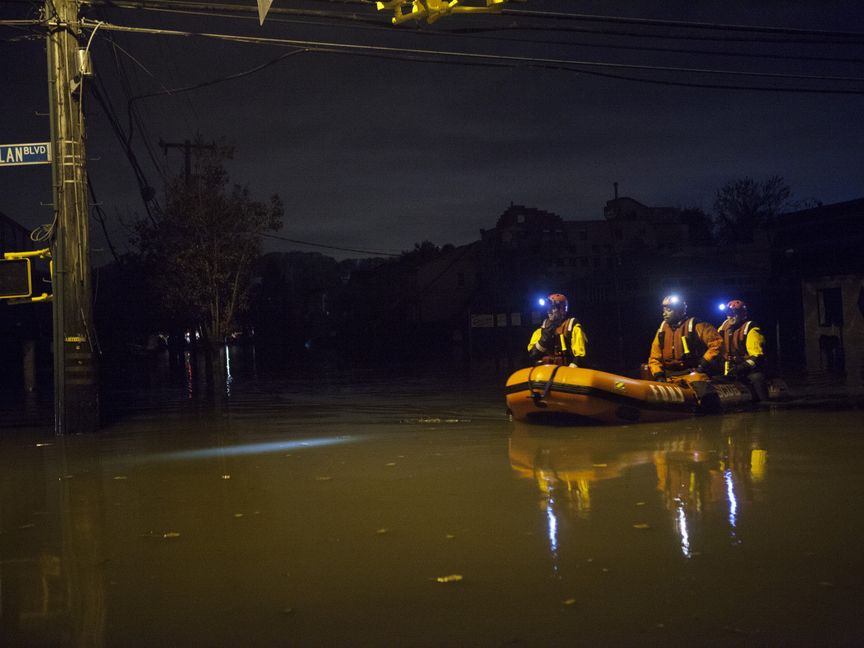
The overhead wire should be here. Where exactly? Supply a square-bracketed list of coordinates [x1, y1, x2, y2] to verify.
[85, 0, 864, 45]
[499, 7, 864, 39]
[80, 3, 864, 65]
[79, 19, 864, 93]
[127, 46, 306, 101]
[260, 231, 402, 257]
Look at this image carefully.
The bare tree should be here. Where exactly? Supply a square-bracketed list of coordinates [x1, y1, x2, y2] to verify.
[712, 176, 792, 244]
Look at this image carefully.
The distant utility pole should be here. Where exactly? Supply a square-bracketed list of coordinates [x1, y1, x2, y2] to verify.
[46, 0, 98, 434]
[159, 139, 216, 185]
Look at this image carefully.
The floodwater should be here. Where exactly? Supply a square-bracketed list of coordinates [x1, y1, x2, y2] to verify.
[1, 348, 863, 647]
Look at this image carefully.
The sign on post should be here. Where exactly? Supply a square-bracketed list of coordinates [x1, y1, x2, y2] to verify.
[0, 142, 52, 166]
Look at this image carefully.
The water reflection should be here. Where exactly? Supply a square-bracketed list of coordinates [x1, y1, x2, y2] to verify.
[3, 363, 863, 645]
[1, 436, 107, 647]
[509, 413, 769, 561]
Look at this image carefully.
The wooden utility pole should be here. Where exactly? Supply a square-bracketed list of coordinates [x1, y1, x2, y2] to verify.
[46, 0, 98, 434]
[159, 138, 217, 185]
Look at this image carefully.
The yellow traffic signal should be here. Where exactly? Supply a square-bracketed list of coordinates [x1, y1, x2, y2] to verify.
[0, 258, 32, 299]
[1, 248, 52, 303]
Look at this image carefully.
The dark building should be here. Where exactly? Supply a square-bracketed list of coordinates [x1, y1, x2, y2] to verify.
[406, 199, 767, 371]
[0, 212, 51, 392]
[772, 198, 864, 386]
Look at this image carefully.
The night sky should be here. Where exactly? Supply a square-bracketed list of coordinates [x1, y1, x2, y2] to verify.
[2, 1, 863, 261]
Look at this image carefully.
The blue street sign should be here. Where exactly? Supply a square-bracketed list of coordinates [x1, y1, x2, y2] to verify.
[0, 142, 52, 166]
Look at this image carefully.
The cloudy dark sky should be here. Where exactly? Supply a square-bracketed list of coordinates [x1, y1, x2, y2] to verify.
[2, 1, 863, 261]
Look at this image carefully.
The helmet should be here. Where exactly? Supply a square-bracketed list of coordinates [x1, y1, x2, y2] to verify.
[661, 294, 687, 322]
[547, 293, 568, 310]
[546, 293, 568, 319]
[661, 294, 686, 311]
[726, 299, 747, 314]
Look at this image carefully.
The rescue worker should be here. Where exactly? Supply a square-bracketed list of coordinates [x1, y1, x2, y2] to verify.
[527, 293, 587, 367]
[718, 299, 769, 401]
[648, 295, 722, 383]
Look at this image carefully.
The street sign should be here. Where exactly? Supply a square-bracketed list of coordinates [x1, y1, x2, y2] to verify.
[0, 142, 52, 166]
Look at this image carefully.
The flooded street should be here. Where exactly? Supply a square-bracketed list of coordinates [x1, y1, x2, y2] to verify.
[1, 350, 863, 646]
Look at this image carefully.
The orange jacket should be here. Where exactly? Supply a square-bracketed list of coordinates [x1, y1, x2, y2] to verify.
[647, 317, 722, 376]
[718, 318, 765, 375]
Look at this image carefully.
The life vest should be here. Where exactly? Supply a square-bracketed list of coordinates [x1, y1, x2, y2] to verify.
[718, 319, 756, 361]
[544, 317, 582, 365]
[656, 317, 704, 370]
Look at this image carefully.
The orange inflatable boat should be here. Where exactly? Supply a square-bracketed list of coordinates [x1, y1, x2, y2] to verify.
[505, 365, 781, 425]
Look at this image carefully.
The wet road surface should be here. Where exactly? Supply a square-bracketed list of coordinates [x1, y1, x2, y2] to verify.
[1, 352, 863, 646]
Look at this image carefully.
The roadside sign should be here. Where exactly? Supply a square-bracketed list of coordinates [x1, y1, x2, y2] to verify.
[0, 142, 52, 167]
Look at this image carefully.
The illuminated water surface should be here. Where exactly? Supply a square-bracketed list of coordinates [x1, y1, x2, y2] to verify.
[1, 352, 862, 646]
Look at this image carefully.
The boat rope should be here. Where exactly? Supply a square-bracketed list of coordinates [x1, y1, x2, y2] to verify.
[529, 364, 562, 407]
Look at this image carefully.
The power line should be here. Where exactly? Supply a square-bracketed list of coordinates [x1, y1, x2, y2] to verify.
[128, 47, 306, 101]
[84, 0, 864, 44]
[79, 19, 864, 93]
[501, 8, 864, 40]
[80, 3, 864, 65]
[261, 232, 401, 257]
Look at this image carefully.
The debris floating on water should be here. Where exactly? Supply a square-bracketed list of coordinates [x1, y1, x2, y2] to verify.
[435, 574, 463, 583]
[142, 531, 181, 539]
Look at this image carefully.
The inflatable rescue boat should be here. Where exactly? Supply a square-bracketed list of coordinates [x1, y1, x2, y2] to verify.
[505, 364, 783, 425]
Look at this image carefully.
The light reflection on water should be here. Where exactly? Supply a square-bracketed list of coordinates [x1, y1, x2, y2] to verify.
[1, 351, 863, 645]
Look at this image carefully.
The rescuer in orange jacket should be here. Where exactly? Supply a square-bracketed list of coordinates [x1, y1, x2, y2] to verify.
[647, 294, 722, 382]
[718, 299, 769, 401]
[527, 293, 587, 367]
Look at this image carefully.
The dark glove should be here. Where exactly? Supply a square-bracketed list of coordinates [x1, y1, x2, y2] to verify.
[538, 322, 557, 347]
[695, 362, 710, 375]
[734, 361, 751, 376]
[653, 372, 667, 383]
[541, 320, 557, 338]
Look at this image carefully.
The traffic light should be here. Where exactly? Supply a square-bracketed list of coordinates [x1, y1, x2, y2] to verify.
[0, 258, 32, 299]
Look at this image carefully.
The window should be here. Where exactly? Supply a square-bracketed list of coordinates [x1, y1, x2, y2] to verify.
[818, 287, 843, 327]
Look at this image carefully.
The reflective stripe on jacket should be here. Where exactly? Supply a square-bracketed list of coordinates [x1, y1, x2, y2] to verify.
[718, 319, 765, 372]
[528, 317, 587, 364]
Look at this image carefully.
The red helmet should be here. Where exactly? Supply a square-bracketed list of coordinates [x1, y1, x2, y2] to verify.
[726, 299, 747, 314]
[546, 293, 568, 313]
